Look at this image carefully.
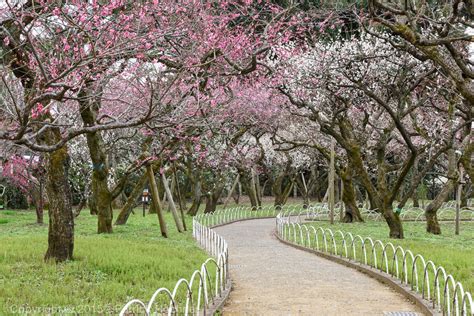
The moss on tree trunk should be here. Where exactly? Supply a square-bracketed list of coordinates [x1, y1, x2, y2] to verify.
[340, 168, 364, 223]
[382, 207, 404, 239]
[44, 146, 74, 262]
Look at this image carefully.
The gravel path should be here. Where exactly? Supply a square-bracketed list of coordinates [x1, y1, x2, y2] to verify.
[215, 218, 424, 316]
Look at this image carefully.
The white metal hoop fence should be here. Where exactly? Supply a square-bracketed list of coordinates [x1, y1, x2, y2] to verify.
[118, 205, 280, 315]
[276, 211, 474, 316]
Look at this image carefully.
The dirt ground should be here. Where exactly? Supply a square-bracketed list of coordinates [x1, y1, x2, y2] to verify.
[216, 218, 424, 316]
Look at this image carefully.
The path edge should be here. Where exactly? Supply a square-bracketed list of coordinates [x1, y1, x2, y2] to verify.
[274, 231, 440, 316]
[206, 279, 232, 315]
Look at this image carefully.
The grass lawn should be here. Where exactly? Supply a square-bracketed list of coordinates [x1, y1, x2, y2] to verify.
[305, 220, 474, 293]
[0, 209, 209, 315]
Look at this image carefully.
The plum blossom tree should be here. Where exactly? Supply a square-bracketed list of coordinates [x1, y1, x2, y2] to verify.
[1, 153, 45, 224]
[0, 0, 299, 261]
[275, 31, 464, 237]
[368, 0, 473, 183]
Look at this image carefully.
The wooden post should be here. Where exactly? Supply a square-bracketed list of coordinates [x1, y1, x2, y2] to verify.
[162, 173, 184, 233]
[455, 167, 463, 235]
[146, 164, 168, 238]
[339, 178, 344, 222]
[301, 172, 308, 193]
[250, 167, 259, 209]
[329, 138, 335, 225]
[173, 166, 187, 231]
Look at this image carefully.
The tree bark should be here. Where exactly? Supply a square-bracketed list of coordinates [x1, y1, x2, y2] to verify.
[79, 86, 113, 234]
[281, 180, 294, 205]
[240, 170, 258, 209]
[115, 172, 148, 225]
[383, 207, 404, 238]
[187, 179, 202, 216]
[340, 168, 364, 223]
[173, 167, 187, 230]
[424, 149, 458, 234]
[232, 181, 241, 204]
[89, 195, 98, 215]
[273, 174, 286, 208]
[44, 146, 74, 262]
[30, 182, 44, 224]
[412, 191, 420, 207]
[204, 185, 225, 214]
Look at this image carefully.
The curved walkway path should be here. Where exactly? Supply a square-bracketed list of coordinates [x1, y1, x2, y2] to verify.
[215, 218, 424, 316]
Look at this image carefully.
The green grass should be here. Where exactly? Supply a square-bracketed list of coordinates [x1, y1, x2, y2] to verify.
[0, 209, 210, 315]
[304, 220, 474, 294]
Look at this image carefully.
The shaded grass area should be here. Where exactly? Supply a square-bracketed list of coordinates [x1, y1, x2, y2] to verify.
[0, 209, 209, 315]
[305, 220, 474, 294]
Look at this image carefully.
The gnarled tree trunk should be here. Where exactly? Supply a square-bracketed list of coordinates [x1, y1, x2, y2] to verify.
[424, 149, 458, 234]
[204, 185, 225, 214]
[31, 186, 44, 224]
[188, 179, 202, 216]
[79, 85, 113, 234]
[382, 206, 404, 238]
[239, 170, 258, 209]
[44, 145, 74, 262]
[115, 172, 148, 225]
[273, 173, 294, 209]
[340, 168, 363, 223]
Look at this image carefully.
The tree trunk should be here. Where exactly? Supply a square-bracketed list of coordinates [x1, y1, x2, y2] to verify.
[424, 149, 458, 235]
[31, 184, 44, 224]
[340, 168, 364, 223]
[232, 181, 241, 204]
[44, 146, 74, 262]
[95, 177, 113, 233]
[425, 184, 454, 235]
[204, 194, 218, 213]
[89, 195, 98, 215]
[240, 170, 258, 209]
[412, 191, 420, 207]
[175, 178, 186, 211]
[79, 84, 113, 234]
[75, 197, 87, 218]
[115, 172, 148, 225]
[204, 185, 225, 214]
[273, 174, 286, 208]
[379, 205, 404, 238]
[281, 180, 294, 205]
[367, 190, 377, 210]
[187, 179, 202, 216]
